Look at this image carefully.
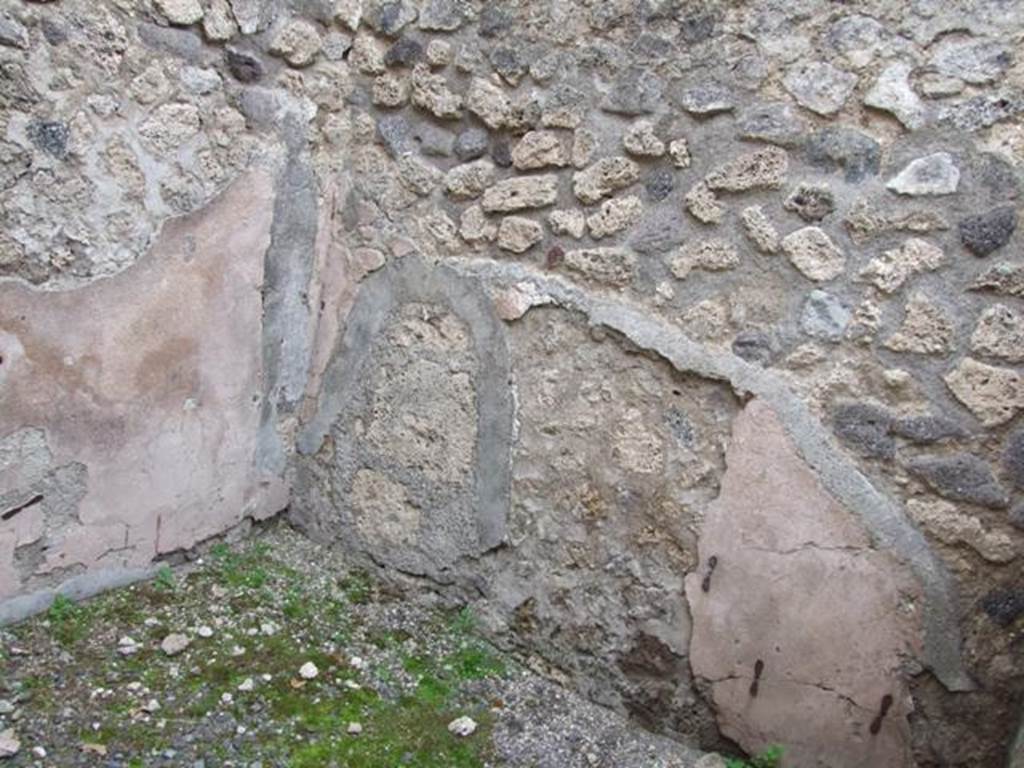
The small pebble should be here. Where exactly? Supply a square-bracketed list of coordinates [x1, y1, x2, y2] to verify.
[299, 662, 319, 680]
[160, 633, 191, 657]
[347, 722, 363, 735]
[197, 625, 214, 638]
[237, 678, 255, 692]
[448, 716, 478, 737]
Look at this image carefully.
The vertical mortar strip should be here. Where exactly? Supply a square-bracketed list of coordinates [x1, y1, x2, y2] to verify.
[257, 110, 318, 478]
[450, 257, 973, 693]
[295, 255, 513, 554]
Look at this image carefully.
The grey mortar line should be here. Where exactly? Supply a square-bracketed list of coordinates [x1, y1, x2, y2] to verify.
[450, 256, 974, 694]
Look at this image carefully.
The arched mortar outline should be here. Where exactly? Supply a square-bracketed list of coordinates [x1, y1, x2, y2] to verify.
[450, 257, 973, 694]
[296, 255, 513, 553]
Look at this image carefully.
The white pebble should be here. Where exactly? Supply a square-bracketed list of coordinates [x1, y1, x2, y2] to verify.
[447, 716, 478, 737]
[347, 722, 363, 735]
[237, 677, 255, 692]
[299, 662, 319, 680]
[197, 625, 214, 638]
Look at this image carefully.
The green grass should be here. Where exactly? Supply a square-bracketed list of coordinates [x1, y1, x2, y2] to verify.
[46, 594, 94, 647]
[727, 745, 784, 768]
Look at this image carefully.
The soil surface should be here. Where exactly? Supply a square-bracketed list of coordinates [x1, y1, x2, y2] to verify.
[0, 522, 707, 767]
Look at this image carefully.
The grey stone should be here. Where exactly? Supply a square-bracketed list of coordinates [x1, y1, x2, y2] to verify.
[489, 45, 528, 86]
[0, 13, 28, 49]
[385, 37, 423, 67]
[1005, 430, 1024, 491]
[959, 206, 1018, 257]
[731, 329, 776, 366]
[478, 7, 511, 38]
[365, 0, 417, 37]
[679, 83, 733, 115]
[800, 290, 850, 342]
[938, 92, 1024, 131]
[784, 184, 835, 222]
[907, 454, 1009, 509]
[736, 103, 807, 147]
[490, 138, 512, 168]
[454, 128, 489, 162]
[644, 169, 674, 202]
[930, 37, 1013, 85]
[225, 48, 264, 83]
[418, 0, 463, 31]
[782, 61, 857, 116]
[26, 120, 69, 159]
[601, 68, 664, 116]
[805, 128, 880, 182]
[863, 62, 928, 130]
[892, 416, 967, 445]
[831, 402, 895, 459]
[321, 31, 353, 61]
[376, 114, 410, 157]
[886, 153, 960, 196]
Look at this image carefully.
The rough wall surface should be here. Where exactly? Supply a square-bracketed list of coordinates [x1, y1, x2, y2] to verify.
[2, 0, 1024, 765]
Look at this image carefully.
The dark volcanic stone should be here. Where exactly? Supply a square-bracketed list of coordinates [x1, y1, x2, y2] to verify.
[454, 128, 489, 162]
[731, 330, 776, 366]
[1010, 503, 1024, 531]
[366, 0, 416, 37]
[27, 120, 68, 159]
[907, 454, 1009, 509]
[385, 37, 423, 67]
[831, 403, 895, 459]
[1004, 430, 1024, 490]
[892, 415, 967, 444]
[980, 587, 1024, 627]
[805, 127, 881, 182]
[939, 92, 1024, 131]
[644, 169, 674, 202]
[490, 138, 512, 168]
[958, 206, 1018, 257]
[226, 48, 264, 83]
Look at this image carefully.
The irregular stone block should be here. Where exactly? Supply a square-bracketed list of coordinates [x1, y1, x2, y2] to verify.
[684, 182, 724, 225]
[481, 175, 559, 213]
[497, 216, 543, 253]
[453, 128, 489, 161]
[670, 240, 739, 279]
[782, 227, 845, 282]
[831, 402, 895, 458]
[970, 304, 1024, 363]
[573, 157, 640, 204]
[805, 127, 880, 182]
[864, 62, 928, 129]
[907, 499, 1016, 563]
[601, 67, 663, 115]
[970, 262, 1024, 298]
[466, 77, 511, 129]
[410, 63, 462, 119]
[705, 147, 788, 192]
[857, 239, 944, 293]
[883, 293, 954, 356]
[944, 358, 1024, 426]
[678, 83, 733, 115]
[740, 206, 779, 253]
[736, 102, 807, 147]
[623, 121, 665, 157]
[444, 159, 496, 200]
[511, 130, 569, 170]
[269, 19, 322, 67]
[959, 206, 1018, 257]
[1005, 430, 1024, 491]
[564, 248, 637, 286]
[154, 0, 203, 25]
[800, 290, 850, 342]
[782, 61, 858, 116]
[886, 153, 960, 196]
[907, 454, 1009, 509]
[586, 195, 643, 239]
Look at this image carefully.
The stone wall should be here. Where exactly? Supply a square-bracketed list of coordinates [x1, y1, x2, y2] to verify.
[2, 0, 1023, 765]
